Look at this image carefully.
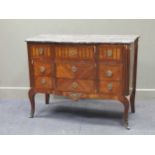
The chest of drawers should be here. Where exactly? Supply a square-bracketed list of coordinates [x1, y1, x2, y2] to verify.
[26, 34, 139, 129]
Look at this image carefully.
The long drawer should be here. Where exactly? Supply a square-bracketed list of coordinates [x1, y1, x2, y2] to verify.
[56, 62, 96, 80]
[56, 79, 96, 93]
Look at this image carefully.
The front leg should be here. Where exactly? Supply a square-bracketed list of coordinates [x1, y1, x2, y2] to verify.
[45, 93, 50, 104]
[28, 89, 36, 118]
[119, 96, 130, 130]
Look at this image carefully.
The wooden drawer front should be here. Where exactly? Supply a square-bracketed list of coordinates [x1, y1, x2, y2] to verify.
[33, 61, 53, 76]
[56, 62, 95, 79]
[34, 77, 53, 89]
[98, 45, 123, 62]
[99, 64, 122, 81]
[56, 79, 95, 93]
[99, 81, 121, 94]
[30, 45, 52, 58]
[55, 46, 94, 60]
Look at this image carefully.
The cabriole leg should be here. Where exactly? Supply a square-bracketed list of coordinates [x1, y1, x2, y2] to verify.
[119, 96, 130, 130]
[45, 93, 50, 104]
[28, 89, 36, 118]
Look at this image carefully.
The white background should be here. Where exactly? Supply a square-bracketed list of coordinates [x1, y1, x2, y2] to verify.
[0, 0, 155, 155]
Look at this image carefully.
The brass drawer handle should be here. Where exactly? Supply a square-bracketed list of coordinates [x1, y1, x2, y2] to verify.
[107, 50, 113, 57]
[41, 79, 46, 85]
[72, 82, 78, 89]
[105, 70, 113, 77]
[71, 66, 78, 72]
[69, 49, 77, 56]
[38, 48, 44, 55]
[40, 66, 46, 73]
[107, 83, 113, 90]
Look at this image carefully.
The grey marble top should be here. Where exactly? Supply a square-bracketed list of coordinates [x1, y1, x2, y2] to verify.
[26, 34, 139, 43]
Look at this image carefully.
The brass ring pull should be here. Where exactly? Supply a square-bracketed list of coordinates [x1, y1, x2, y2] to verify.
[40, 66, 46, 73]
[38, 48, 44, 55]
[107, 83, 113, 90]
[72, 82, 78, 89]
[71, 66, 77, 72]
[105, 70, 113, 77]
[41, 79, 46, 85]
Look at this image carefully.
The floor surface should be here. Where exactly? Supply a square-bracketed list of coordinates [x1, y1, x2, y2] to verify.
[0, 97, 155, 134]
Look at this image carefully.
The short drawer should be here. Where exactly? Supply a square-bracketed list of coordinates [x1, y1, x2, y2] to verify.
[99, 64, 122, 81]
[56, 62, 96, 80]
[29, 44, 53, 58]
[33, 61, 53, 76]
[99, 81, 121, 94]
[55, 45, 94, 60]
[34, 77, 53, 89]
[98, 45, 123, 62]
[56, 79, 96, 93]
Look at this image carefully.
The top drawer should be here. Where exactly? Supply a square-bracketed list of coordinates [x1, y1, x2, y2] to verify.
[98, 45, 123, 62]
[29, 44, 53, 58]
[55, 45, 95, 60]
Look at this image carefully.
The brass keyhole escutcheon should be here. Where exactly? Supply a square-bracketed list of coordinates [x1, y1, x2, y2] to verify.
[40, 66, 46, 73]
